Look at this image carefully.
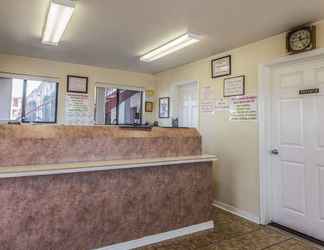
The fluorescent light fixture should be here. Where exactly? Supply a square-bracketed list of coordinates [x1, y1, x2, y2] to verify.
[140, 33, 200, 62]
[42, 0, 75, 45]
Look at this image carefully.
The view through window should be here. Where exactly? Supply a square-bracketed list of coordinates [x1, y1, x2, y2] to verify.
[95, 86, 143, 125]
[9, 78, 58, 123]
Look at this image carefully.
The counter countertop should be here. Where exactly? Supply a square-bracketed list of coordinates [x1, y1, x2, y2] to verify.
[0, 155, 218, 178]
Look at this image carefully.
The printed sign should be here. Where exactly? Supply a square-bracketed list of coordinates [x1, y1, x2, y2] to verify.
[64, 93, 93, 125]
[200, 86, 216, 113]
[200, 102, 215, 113]
[215, 98, 229, 112]
[145, 89, 155, 102]
[299, 88, 319, 95]
[229, 96, 257, 121]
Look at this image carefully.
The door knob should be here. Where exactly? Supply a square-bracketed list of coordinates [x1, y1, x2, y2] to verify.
[271, 149, 279, 155]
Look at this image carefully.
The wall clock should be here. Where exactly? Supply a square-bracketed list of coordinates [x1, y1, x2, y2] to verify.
[286, 26, 316, 54]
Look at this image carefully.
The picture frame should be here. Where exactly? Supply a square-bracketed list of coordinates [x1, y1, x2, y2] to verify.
[211, 55, 231, 78]
[223, 75, 245, 97]
[67, 75, 88, 94]
[159, 97, 170, 118]
[145, 102, 153, 112]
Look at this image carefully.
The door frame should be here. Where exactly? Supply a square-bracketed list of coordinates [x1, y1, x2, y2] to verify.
[258, 48, 324, 225]
[173, 80, 200, 128]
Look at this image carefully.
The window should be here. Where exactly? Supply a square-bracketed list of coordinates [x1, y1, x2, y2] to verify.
[23, 80, 58, 123]
[95, 86, 143, 125]
[0, 77, 58, 123]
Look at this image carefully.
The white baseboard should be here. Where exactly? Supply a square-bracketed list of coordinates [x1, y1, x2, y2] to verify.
[213, 201, 260, 224]
[95, 220, 214, 250]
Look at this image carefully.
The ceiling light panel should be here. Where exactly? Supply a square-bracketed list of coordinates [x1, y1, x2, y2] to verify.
[42, 0, 75, 45]
[140, 33, 201, 62]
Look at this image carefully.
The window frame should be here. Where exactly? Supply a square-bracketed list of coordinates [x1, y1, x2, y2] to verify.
[20, 79, 59, 124]
[95, 84, 144, 125]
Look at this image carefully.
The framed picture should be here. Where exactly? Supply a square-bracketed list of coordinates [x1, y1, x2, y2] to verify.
[145, 102, 153, 112]
[224, 75, 245, 97]
[211, 55, 231, 78]
[67, 75, 88, 94]
[159, 97, 170, 118]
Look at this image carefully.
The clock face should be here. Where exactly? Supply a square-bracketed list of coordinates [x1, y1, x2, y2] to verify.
[289, 29, 312, 52]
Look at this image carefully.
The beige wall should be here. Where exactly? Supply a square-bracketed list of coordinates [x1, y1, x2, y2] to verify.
[0, 54, 156, 124]
[1, 20, 324, 219]
[155, 20, 324, 218]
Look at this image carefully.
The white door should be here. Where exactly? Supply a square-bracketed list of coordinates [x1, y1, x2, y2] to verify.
[271, 58, 324, 241]
[178, 82, 198, 128]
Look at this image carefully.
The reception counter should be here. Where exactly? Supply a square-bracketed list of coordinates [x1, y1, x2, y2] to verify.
[0, 125, 216, 250]
[0, 125, 202, 167]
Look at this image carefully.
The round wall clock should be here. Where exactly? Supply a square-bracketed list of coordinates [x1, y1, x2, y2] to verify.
[286, 26, 316, 54]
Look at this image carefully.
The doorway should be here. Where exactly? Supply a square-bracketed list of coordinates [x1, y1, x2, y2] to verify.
[259, 49, 324, 242]
[177, 81, 198, 128]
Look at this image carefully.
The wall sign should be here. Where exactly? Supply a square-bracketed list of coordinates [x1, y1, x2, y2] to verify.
[215, 98, 229, 112]
[200, 85, 216, 113]
[200, 102, 215, 113]
[64, 93, 92, 125]
[299, 88, 319, 95]
[145, 89, 155, 102]
[224, 75, 245, 97]
[229, 96, 257, 121]
[211, 55, 231, 78]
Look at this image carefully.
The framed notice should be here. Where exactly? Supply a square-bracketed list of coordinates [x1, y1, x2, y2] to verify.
[224, 75, 245, 97]
[145, 102, 153, 112]
[211, 55, 231, 78]
[159, 97, 170, 118]
[67, 75, 88, 94]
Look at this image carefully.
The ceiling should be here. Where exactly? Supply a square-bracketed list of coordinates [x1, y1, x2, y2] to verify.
[1, 0, 324, 74]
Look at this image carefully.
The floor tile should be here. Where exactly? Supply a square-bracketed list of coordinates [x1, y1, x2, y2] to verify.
[235, 228, 291, 249]
[200, 228, 290, 250]
[266, 239, 321, 250]
[135, 207, 322, 250]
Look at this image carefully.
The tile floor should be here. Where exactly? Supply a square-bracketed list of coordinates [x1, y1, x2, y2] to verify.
[136, 207, 323, 250]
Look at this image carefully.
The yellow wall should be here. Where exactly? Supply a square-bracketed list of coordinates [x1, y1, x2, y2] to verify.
[0, 54, 156, 124]
[156, 20, 324, 218]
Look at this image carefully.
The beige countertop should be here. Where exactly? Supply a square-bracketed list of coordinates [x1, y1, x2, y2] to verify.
[0, 155, 218, 178]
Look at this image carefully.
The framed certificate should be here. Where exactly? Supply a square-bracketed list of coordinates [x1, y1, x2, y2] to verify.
[67, 75, 88, 94]
[224, 75, 245, 97]
[211, 55, 231, 78]
[159, 97, 170, 118]
[145, 102, 153, 112]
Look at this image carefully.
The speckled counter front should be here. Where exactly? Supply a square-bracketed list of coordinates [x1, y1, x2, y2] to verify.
[0, 125, 201, 167]
[0, 125, 214, 250]
[0, 162, 213, 250]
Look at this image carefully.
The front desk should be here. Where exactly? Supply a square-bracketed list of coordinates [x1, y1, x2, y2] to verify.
[0, 125, 217, 250]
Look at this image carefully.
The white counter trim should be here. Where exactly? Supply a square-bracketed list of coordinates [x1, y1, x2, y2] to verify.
[0, 155, 217, 178]
[95, 220, 214, 250]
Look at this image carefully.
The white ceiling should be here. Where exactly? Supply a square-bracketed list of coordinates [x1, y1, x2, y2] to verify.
[1, 0, 324, 74]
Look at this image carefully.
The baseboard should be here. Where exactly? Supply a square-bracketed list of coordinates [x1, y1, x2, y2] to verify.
[213, 201, 260, 224]
[95, 220, 214, 250]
